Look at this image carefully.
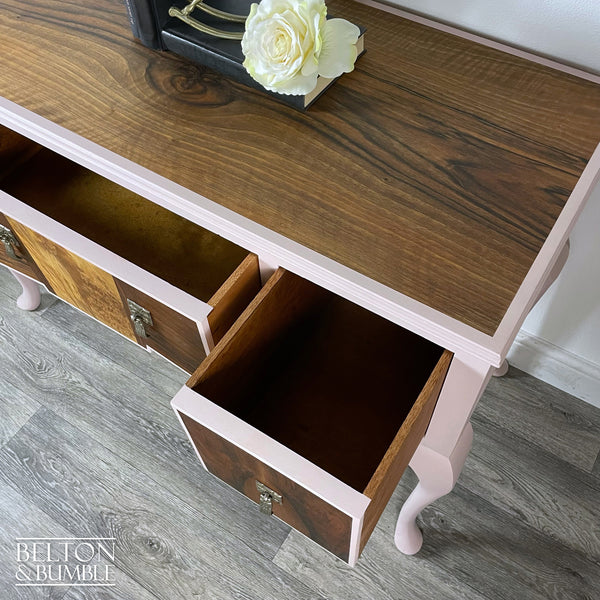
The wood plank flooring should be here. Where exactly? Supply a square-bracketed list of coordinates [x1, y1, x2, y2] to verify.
[0, 265, 599, 599]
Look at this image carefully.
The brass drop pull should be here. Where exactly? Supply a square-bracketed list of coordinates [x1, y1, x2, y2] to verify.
[0, 224, 21, 261]
[256, 481, 282, 516]
[127, 299, 153, 338]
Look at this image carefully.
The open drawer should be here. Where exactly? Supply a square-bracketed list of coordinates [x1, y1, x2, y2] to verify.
[0, 130, 261, 371]
[0, 129, 47, 282]
[172, 268, 452, 565]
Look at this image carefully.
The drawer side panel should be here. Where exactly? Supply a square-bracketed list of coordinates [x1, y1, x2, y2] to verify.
[207, 253, 262, 346]
[359, 350, 453, 552]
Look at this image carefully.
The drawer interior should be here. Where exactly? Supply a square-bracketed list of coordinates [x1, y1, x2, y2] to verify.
[0, 125, 41, 181]
[1, 146, 249, 303]
[189, 269, 446, 493]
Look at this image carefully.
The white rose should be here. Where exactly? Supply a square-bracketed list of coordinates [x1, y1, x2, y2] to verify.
[241, 0, 360, 96]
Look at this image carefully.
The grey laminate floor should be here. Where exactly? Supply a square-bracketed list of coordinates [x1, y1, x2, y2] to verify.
[0, 266, 599, 600]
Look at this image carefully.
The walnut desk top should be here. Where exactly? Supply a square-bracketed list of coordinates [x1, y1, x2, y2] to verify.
[1, 0, 599, 365]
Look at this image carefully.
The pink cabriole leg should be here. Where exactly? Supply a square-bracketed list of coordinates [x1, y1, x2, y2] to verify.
[8, 268, 41, 311]
[395, 354, 492, 554]
[395, 423, 473, 554]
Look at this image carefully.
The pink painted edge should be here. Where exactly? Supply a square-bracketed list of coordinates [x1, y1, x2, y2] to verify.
[196, 319, 214, 356]
[348, 516, 364, 567]
[0, 191, 212, 323]
[173, 406, 208, 471]
[421, 352, 492, 456]
[357, 0, 600, 83]
[171, 385, 371, 520]
[491, 142, 600, 357]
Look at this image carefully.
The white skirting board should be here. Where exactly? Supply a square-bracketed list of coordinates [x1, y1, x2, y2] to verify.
[508, 331, 600, 409]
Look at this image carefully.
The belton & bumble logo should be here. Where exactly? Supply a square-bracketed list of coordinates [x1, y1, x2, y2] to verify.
[15, 537, 116, 587]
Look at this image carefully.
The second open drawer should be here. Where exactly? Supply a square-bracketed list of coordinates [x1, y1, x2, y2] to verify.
[172, 268, 452, 565]
[0, 132, 261, 371]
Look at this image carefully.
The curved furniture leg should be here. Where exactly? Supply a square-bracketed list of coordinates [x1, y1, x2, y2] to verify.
[9, 268, 41, 311]
[395, 423, 473, 554]
[395, 354, 491, 554]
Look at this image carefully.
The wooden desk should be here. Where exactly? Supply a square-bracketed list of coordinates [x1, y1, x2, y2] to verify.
[1, 0, 599, 562]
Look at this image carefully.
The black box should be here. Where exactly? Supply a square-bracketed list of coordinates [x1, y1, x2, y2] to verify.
[123, 0, 364, 109]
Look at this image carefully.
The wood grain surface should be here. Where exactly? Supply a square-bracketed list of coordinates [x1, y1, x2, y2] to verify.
[0, 408, 319, 600]
[475, 369, 600, 472]
[0, 377, 39, 452]
[6, 216, 135, 340]
[206, 253, 261, 345]
[2, 0, 599, 334]
[115, 278, 207, 373]
[359, 349, 451, 552]
[179, 412, 354, 562]
[188, 268, 329, 403]
[0, 211, 48, 284]
[463, 415, 600, 564]
[0, 475, 156, 600]
[7, 216, 138, 341]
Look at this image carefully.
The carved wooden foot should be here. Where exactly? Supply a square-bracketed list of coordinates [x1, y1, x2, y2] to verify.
[9, 269, 41, 311]
[394, 423, 473, 554]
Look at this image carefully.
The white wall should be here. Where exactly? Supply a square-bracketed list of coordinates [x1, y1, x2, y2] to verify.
[384, 0, 600, 74]
[386, 0, 600, 406]
[509, 186, 600, 408]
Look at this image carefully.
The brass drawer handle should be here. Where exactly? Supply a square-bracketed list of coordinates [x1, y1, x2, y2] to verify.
[127, 299, 153, 338]
[0, 224, 22, 261]
[256, 481, 282, 516]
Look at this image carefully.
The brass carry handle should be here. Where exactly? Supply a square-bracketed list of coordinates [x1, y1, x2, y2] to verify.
[256, 481, 282, 516]
[0, 224, 23, 261]
[127, 299, 153, 339]
[169, 0, 248, 41]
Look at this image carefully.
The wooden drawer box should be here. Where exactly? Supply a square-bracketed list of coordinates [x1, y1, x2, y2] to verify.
[172, 268, 452, 565]
[0, 132, 260, 371]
